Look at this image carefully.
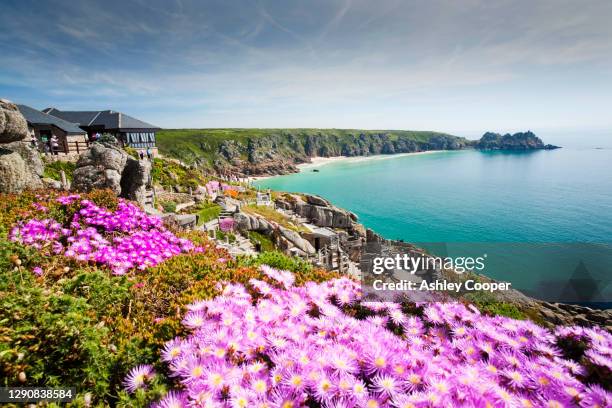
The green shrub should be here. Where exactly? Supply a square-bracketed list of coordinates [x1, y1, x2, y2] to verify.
[43, 160, 76, 182]
[247, 231, 276, 252]
[151, 158, 206, 189]
[160, 201, 177, 213]
[237, 251, 314, 274]
[98, 134, 118, 147]
[216, 230, 236, 243]
[124, 147, 140, 159]
[464, 291, 527, 320]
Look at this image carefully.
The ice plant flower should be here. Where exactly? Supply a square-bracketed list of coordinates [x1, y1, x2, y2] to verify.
[123, 364, 155, 393]
[145, 267, 612, 407]
[10, 195, 203, 275]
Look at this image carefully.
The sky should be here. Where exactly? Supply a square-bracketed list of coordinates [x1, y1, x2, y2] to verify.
[1, 0, 612, 139]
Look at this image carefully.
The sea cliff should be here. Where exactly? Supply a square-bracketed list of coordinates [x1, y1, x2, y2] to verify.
[157, 129, 560, 177]
[156, 129, 469, 176]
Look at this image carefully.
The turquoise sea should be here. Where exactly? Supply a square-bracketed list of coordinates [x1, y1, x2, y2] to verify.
[255, 147, 612, 304]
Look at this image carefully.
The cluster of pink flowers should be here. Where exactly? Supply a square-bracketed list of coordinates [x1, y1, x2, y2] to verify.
[221, 184, 237, 193]
[219, 218, 235, 233]
[205, 180, 237, 196]
[132, 267, 611, 408]
[10, 195, 203, 275]
[205, 181, 221, 196]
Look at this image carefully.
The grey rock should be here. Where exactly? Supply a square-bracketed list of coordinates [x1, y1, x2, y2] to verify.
[0, 101, 44, 193]
[309, 206, 335, 227]
[572, 314, 591, 327]
[42, 177, 63, 190]
[171, 213, 197, 229]
[305, 194, 330, 207]
[5, 141, 44, 177]
[0, 150, 29, 193]
[351, 222, 367, 238]
[308, 205, 353, 228]
[366, 229, 383, 243]
[0, 148, 44, 193]
[274, 199, 293, 211]
[0, 99, 28, 143]
[278, 226, 315, 255]
[233, 212, 273, 233]
[539, 308, 562, 325]
[72, 142, 151, 205]
[121, 158, 151, 204]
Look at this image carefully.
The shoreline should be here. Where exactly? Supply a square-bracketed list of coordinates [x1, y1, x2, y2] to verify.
[248, 150, 446, 182]
[297, 150, 445, 170]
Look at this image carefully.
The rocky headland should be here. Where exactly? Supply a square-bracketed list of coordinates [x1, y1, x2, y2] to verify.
[157, 129, 560, 177]
[156, 129, 470, 177]
[475, 131, 560, 150]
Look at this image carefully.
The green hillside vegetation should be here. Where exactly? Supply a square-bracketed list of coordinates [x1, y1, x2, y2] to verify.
[156, 128, 470, 170]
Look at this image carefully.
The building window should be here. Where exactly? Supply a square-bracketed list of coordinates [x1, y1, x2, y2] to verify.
[123, 132, 156, 148]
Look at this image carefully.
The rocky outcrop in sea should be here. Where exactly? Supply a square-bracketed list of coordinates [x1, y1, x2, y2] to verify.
[475, 131, 560, 150]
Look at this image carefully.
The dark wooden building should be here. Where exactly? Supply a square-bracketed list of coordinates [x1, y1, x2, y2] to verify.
[43, 108, 160, 156]
[17, 104, 89, 155]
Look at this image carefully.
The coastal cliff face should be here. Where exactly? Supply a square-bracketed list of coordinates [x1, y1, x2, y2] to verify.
[157, 128, 560, 177]
[475, 131, 560, 150]
[156, 129, 469, 177]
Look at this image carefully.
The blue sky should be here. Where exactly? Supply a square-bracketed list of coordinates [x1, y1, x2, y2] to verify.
[1, 0, 611, 138]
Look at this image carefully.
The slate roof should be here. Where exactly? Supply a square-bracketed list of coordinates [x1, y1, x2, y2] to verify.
[43, 108, 99, 126]
[44, 108, 159, 130]
[17, 105, 86, 135]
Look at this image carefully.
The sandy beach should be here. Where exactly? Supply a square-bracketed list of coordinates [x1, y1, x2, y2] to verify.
[246, 151, 445, 182]
[296, 150, 445, 170]
[245, 175, 275, 182]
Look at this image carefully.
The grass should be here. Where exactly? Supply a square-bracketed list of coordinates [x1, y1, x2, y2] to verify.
[195, 202, 222, 225]
[247, 231, 276, 252]
[43, 160, 76, 182]
[242, 204, 307, 232]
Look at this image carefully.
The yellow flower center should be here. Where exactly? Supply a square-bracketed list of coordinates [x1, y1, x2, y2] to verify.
[254, 380, 266, 393]
[366, 400, 379, 408]
[409, 374, 421, 384]
[210, 373, 222, 386]
[191, 366, 203, 378]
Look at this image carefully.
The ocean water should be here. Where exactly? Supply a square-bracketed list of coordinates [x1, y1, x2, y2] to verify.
[255, 148, 612, 303]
